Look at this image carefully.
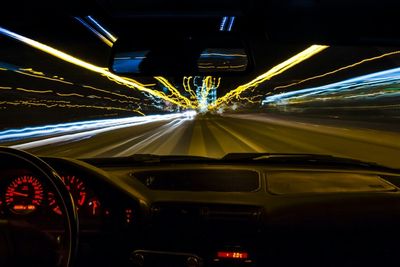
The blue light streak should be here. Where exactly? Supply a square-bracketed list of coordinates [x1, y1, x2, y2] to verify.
[0, 112, 196, 143]
[219, 16, 235, 32]
[227, 16, 235, 32]
[262, 66, 400, 105]
[86, 16, 117, 42]
[219, 16, 228, 31]
[74, 17, 113, 47]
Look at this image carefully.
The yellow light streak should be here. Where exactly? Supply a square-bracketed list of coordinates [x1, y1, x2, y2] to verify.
[200, 76, 213, 101]
[98, 35, 113, 47]
[16, 87, 53, 94]
[31, 99, 71, 104]
[6, 84, 137, 105]
[211, 45, 329, 108]
[0, 26, 191, 109]
[14, 70, 74, 85]
[0, 100, 144, 114]
[154, 76, 195, 108]
[103, 96, 129, 104]
[197, 76, 221, 111]
[20, 68, 45, 76]
[56, 92, 85, 97]
[183, 76, 198, 101]
[88, 95, 102, 99]
[81, 85, 140, 101]
[4, 67, 144, 103]
[274, 50, 400, 91]
[0, 86, 12, 90]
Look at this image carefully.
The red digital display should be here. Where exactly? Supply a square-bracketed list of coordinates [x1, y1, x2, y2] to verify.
[13, 204, 36, 211]
[217, 251, 249, 259]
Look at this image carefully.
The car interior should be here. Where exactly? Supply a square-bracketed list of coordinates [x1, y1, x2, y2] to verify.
[1, 1, 400, 267]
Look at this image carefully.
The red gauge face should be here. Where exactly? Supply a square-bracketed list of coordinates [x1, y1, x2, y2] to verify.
[49, 175, 87, 215]
[5, 175, 44, 214]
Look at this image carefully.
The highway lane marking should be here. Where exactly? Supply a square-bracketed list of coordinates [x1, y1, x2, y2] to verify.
[141, 119, 192, 155]
[220, 114, 400, 168]
[78, 133, 149, 158]
[168, 119, 196, 155]
[114, 119, 187, 157]
[221, 117, 334, 155]
[188, 120, 207, 156]
[151, 120, 193, 155]
[197, 119, 225, 157]
[212, 120, 265, 152]
[226, 114, 400, 149]
[204, 120, 246, 155]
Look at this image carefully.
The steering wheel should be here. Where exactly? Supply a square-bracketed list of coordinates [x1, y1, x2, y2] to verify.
[0, 147, 78, 267]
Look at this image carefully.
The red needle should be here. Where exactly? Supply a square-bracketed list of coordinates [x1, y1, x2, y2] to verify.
[92, 201, 98, 215]
[13, 191, 29, 197]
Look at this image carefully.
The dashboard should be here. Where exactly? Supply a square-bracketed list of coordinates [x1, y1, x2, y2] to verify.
[2, 156, 400, 267]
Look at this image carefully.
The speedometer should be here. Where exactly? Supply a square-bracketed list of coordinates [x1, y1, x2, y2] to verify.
[5, 175, 44, 214]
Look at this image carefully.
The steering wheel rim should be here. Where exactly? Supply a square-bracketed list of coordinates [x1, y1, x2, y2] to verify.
[0, 147, 78, 267]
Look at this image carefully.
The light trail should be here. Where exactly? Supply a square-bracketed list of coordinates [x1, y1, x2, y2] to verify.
[274, 50, 400, 91]
[199, 53, 247, 58]
[0, 26, 192, 109]
[262, 66, 400, 105]
[81, 85, 140, 101]
[211, 45, 329, 109]
[183, 76, 198, 101]
[154, 77, 195, 108]
[1, 63, 143, 102]
[198, 76, 221, 111]
[0, 100, 143, 113]
[30, 99, 71, 104]
[2, 112, 196, 149]
[56, 92, 85, 97]
[2, 66, 143, 105]
[75, 17, 113, 47]
[16, 87, 53, 94]
[0, 112, 195, 142]
[14, 70, 75, 85]
[86, 16, 117, 43]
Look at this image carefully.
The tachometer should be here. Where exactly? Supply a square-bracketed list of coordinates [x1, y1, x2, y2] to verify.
[5, 175, 44, 214]
[49, 175, 87, 215]
[62, 175, 87, 207]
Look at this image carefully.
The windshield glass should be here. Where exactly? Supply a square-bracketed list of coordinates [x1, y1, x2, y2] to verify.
[1, 17, 400, 169]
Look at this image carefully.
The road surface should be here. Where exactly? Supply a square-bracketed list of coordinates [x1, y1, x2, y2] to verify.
[2, 113, 400, 169]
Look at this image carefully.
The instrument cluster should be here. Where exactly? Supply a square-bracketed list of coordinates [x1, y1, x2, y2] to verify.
[0, 169, 102, 218]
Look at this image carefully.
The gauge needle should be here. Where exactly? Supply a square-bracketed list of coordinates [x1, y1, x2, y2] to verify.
[13, 191, 29, 197]
[92, 201, 98, 215]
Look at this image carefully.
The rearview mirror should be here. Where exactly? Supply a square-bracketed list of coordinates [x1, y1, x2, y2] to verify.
[109, 33, 252, 76]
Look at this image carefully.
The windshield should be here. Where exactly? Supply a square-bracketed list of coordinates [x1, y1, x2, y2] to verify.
[1, 16, 400, 169]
